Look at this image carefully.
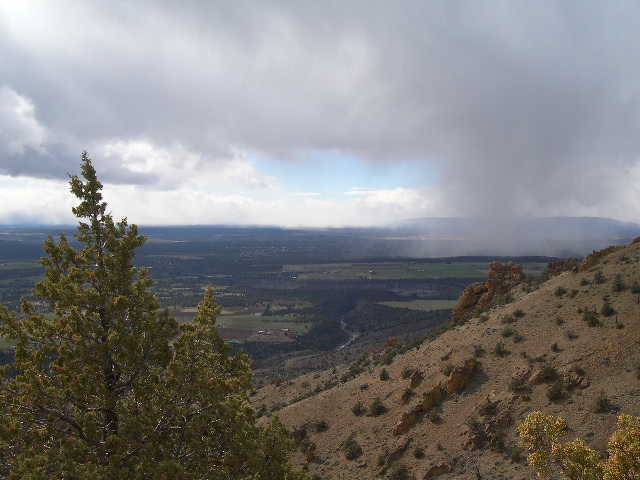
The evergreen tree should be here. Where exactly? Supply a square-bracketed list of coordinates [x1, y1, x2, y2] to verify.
[0, 152, 303, 479]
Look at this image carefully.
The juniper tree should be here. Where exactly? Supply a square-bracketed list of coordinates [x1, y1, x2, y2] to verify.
[0, 152, 303, 479]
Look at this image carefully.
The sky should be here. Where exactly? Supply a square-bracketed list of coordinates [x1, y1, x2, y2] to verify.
[2, 1, 640, 227]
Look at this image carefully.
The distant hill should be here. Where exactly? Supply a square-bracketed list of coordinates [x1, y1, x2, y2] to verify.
[256, 239, 640, 479]
[391, 216, 640, 257]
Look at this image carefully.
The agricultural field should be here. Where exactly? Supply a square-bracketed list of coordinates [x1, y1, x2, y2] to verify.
[170, 306, 312, 343]
[379, 299, 458, 311]
[283, 261, 548, 281]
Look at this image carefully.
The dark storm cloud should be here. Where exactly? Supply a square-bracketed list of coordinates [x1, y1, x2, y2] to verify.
[1, 0, 640, 216]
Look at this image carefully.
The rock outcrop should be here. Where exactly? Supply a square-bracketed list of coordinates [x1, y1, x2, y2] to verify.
[452, 261, 526, 323]
[579, 246, 623, 272]
[446, 359, 479, 394]
[546, 258, 580, 277]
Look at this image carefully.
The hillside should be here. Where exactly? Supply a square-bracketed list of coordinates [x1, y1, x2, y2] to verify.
[254, 240, 640, 479]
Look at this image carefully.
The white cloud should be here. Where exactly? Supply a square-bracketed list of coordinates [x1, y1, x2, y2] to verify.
[0, 86, 47, 156]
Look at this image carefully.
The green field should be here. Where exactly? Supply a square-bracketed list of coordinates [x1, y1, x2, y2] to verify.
[216, 315, 310, 333]
[284, 261, 547, 281]
[171, 308, 310, 333]
[380, 299, 458, 311]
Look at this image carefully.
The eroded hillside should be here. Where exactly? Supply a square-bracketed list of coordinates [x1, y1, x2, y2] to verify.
[255, 240, 640, 479]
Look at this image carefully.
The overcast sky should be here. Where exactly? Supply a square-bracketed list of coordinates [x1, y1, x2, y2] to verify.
[1, 1, 640, 226]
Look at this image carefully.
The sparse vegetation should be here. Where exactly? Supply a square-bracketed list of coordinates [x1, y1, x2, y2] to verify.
[494, 341, 510, 357]
[546, 380, 566, 402]
[601, 299, 616, 317]
[368, 397, 388, 416]
[342, 435, 363, 460]
[502, 327, 516, 338]
[473, 344, 486, 357]
[582, 309, 601, 327]
[314, 420, 329, 432]
[351, 401, 366, 416]
[513, 309, 526, 318]
[380, 368, 390, 380]
[554, 286, 567, 297]
[593, 391, 616, 414]
[594, 270, 606, 284]
[613, 274, 626, 292]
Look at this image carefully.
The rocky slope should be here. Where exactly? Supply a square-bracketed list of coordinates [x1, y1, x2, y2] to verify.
[254, 240, 640, 479]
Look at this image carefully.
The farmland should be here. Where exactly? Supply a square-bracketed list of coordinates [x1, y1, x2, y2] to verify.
[0, 225, 560, 375]
[379, 299, 458, 311]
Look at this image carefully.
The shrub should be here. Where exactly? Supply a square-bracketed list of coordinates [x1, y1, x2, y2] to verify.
[551, 342, 561, 353]
[555, 286, 567, 297]
[442, 364, 454, 376]
[631, 281, 640, 294]
[518, 412, 640, 480]
[593, 391, 615, 414]
[514, 309, 526, 318]
[380, 368, 390, 381]
[342, 435, 363, 460]
[541, 366, 559, 382]
[502, 327, 516, 338]
[613, 274, 626, 292]
[601, 301, 616, 317]
[510, 376, 530, 393]
[582, 309, 601, 327]
[494, 341, 510, 357]
[428, 411, 442, 424]
[569, 289, 579, 298]
[401, 388, 414, 404]
[315, 420, 329, 432]
[413, 447, 425, 459]
[473, 344, 485, 357]
[546, 380, 566, 402]
[479, 313, 489, 323]
[556, 317, 565, 325]
[594, 270, 606, 284]
[368, 397, 388, 417]
[580, 278, 591, 286]
[501, 314, 516, 324]
[566, 330, 578, 340]
[513, 334, 525, 343]
[351, 401, 365, 416]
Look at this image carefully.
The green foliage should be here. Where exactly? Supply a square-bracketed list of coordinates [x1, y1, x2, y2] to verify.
[518, 411, 640, 480]
[0, 154, 303, 479]
[380, 368, 390, 381]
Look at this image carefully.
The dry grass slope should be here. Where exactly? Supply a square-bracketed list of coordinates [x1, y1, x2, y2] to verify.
[254, 241, 640, 480]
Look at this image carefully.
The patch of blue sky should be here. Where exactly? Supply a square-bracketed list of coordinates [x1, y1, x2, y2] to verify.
[251, 150, 438, 199]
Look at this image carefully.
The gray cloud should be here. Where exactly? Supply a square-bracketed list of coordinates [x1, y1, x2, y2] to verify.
[1, 1, 640, 218]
